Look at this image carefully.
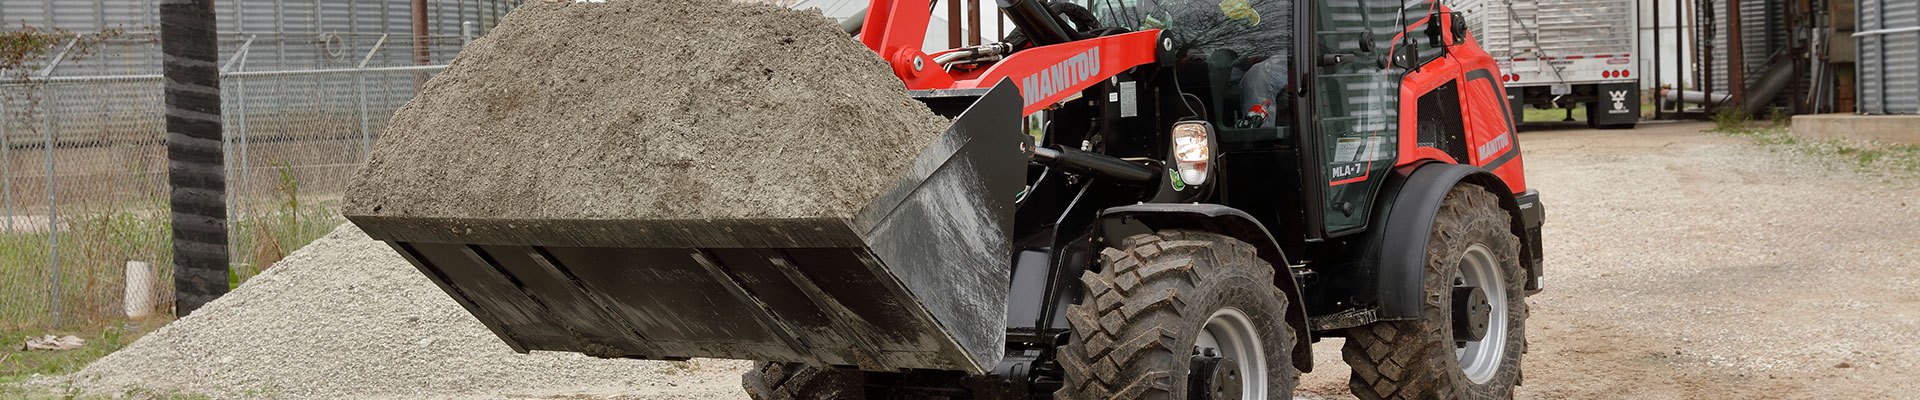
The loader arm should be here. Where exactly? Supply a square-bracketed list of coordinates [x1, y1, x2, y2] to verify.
[857, 0, 1164, 115]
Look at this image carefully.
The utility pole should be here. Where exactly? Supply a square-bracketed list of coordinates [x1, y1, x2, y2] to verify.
[966, 0, 982, 46]
[413, 0, 432, 88]
[947, 0, 962, 48]
[160, 0, 229, 317]
[1727, 0, 1744, 107]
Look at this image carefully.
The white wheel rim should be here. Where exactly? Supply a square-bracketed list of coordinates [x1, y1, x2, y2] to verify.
[1454, 243, 1508, 385]
[1194, 307, 1266, 399]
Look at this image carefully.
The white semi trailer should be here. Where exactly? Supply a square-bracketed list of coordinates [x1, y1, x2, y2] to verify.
[1456, 0, 1640, 128]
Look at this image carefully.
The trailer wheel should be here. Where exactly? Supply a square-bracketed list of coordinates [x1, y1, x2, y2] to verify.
[1343, 186, 1528, 399]
[743, 361, 862, 400]
[1055, 230, 1297, 399]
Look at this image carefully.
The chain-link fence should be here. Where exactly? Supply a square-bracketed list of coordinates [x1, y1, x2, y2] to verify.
[2, 32, 466, 329]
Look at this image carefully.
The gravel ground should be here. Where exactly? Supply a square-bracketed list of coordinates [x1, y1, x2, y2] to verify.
[1297, 121, 1920, 398]
[43, 225, 750, 399]
[31, 122, 1917, 399]
[347, 0, 951, 221]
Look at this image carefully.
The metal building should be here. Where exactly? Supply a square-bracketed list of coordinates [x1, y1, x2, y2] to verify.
[0, 0, 519, 327]
[1858, 0, 1918, 115]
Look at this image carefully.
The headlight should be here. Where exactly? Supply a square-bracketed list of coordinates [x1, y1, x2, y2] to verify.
[1171, 121, 1214, 187]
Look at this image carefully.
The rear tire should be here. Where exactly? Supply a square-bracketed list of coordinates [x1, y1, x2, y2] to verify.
[1343, 186, 1528, 399]
[1055, 230, 1298, 399]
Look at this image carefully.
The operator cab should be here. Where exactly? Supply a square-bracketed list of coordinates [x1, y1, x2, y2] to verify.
[1083, 0, 1433, 253]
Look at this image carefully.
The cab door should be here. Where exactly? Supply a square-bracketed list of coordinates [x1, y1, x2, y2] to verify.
[1305, 0, 1407, 236]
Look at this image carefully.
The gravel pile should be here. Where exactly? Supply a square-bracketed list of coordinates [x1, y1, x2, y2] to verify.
[346, 0, 951, 221]
[61, 224, 751, 399]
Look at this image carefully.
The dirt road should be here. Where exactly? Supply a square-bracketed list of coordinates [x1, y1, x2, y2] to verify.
[517, 123, 1918, 399]
[489, 122, 1920, 399]
[34, 122, 1916, 400]
[1295, 122, 1920, 398]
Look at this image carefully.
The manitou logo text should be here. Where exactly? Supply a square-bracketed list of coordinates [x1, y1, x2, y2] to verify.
[1609, 90, 1630, 112]
[1477, 132, 1511, 161]
[1022, 48, 1101, 107]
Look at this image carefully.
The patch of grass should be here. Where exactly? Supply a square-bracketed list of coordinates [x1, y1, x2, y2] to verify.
[227, 163, 340, 287]
[1517, 101, 1658, 123]
[1522, 103, 1586, 123]
[1717, 123, 1920, 175]
[1767, 107, 1793, 127]
[4, 158, 340, 328]
[0, 209, 170, 329]
[1710, 108, 1754, 132]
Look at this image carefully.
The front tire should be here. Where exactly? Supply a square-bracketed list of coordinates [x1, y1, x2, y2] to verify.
[1343, 185, 1529, 399]
[743, 361, 862, 400]
[1055, 230, 1298, 399]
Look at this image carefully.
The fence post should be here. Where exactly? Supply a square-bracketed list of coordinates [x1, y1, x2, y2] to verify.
[357, 75, 371, 160]
[231, 52, 248, 224]
[32, 39, 79, 327]
[43, 87, 60, 327]
[236, 68, 249, 216]
[220, 36, 255, 225]
[222, 86, 235, 230]
[357, 34, 388, 161]
[2, 99, 11, 234]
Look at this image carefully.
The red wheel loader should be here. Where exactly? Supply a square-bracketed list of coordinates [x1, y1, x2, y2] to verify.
[346, 0, 1547, 398]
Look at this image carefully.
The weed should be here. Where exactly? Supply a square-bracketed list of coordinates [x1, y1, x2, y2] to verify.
[1711, 108, 1753, 132]
[1768, 107, 1793, 127]
[228, 162, 338, 288]
[4, 172, 341, 327]
[662, 360, 703, 375]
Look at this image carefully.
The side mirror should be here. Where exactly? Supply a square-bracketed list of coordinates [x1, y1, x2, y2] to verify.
[1378, 33, 1420, 70]
[1392, 39, 1419, 70]
[1382, 5, 1413, 69]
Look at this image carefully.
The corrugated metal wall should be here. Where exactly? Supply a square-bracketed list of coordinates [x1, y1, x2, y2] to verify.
[1704, 0, 1804, 111]
[1, 0, 519, 146]
[0, 0, 511, 35]
[1, 0, 517, 76]
[1859, 0, 1919, 115]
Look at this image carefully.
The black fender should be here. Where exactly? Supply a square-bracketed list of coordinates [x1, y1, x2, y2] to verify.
[1097, 203, 1315, 372]
[1370, 163, 1543, 321]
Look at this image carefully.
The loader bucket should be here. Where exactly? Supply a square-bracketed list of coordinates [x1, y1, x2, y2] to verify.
[346, 81, 1026, 374]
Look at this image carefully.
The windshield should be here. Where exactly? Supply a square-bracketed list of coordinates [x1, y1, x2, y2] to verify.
[1087, 0, 1292, 60]
[1085, 0, 1295, 129]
